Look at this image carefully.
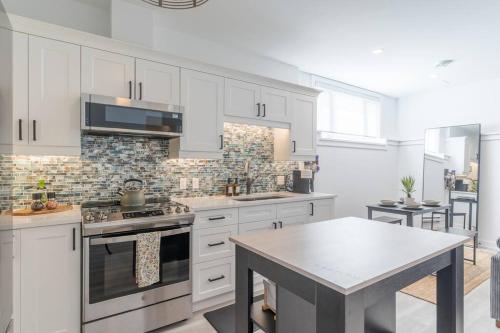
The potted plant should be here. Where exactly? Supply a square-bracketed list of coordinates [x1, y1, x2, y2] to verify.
[401, 176, 416, 205]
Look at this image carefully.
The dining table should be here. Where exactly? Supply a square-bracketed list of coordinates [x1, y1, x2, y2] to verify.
[366, 202, 451, 227]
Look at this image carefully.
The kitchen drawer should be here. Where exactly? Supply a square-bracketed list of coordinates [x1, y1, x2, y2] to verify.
[239, 205, 277, 224]
[193, 256, 235, 302]
[276, 201, 309, 218]
[194, 208, 238, 229]
[280, 215, 306, 227]
[193, 225, 237, 264]
[239, 220, 278, 234]
[309, 199, 335, 223]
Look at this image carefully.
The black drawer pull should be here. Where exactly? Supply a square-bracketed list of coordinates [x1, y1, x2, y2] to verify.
[208, 241, 225, 247]
[72, 228, 76, 251]
[272, 222, 277, 229]
[18, 119, 23, 141]
[278, 221, 283, 228]
[139, 82, 143, 100]
[310, 202, 314, 216]
[208, 216, 226, 221]
[219, 134, 224, 150]
[208, 275, 225, 283]
[292, 140, 296, 153]
[262, 103, 266, 117]
[256, 103, 261, 117]
[128, 81, 132, 99]
[32, 120, 37, 141]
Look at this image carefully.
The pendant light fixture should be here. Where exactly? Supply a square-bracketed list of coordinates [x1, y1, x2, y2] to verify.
[142, 0, 209, 9]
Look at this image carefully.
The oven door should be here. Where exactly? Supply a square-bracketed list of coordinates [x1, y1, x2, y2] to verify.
[81, 94, 183, 137]
[83, 226, 192, 323]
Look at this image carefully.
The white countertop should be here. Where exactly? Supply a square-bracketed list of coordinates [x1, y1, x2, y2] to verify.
[174, 192, 337, 211]
[230, 217, 469, 295]
[1, 206, 82, 230]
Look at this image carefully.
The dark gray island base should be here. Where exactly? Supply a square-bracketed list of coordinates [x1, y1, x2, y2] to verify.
[231, 218, 468, 333]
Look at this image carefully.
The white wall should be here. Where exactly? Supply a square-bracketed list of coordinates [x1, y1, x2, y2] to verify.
[0, 0, 111, 36]
[398, 77, 500, 250]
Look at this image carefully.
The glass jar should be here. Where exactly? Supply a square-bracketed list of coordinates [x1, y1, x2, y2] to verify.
[46, 192, 58, 210]
[31, 192, 45, 211]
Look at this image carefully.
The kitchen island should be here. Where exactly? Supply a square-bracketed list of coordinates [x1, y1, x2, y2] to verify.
[230, 217, 469, 333]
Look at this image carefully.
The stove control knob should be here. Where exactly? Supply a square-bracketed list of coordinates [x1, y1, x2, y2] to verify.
[84, 212, 95, 223]
[97, 212, 108, 221]
[184, 206, 190, 213]
[175, 206, 182, 214]
[166, 206, 173, 214]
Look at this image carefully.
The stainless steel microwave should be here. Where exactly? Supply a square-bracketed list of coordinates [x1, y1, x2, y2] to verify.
[81, 94, 183, 137]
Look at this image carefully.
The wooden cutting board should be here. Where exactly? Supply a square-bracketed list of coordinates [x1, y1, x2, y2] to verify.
[10, 205, 73, 216]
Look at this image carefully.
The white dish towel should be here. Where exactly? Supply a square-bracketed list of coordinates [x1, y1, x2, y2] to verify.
[136, 232, 161, 288]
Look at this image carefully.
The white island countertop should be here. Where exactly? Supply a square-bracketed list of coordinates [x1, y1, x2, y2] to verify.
[230, 217, 469, 295]
[174, 192, 336, 211]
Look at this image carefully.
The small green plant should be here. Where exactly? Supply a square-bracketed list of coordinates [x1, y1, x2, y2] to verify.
[401, 176, 416, 198]
[37, 179, 46, 190]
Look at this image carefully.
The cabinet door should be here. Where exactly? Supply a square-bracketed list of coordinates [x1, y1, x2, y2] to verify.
[20, 224, 80, 333]
[261, 86, 291, 122]
[224, 79, 261, 119]
[193, 256, 235, 302]
[81, 47, 135, 98]
[193, 225, 237, 264]
[291, 94, 317, 158]
[29, 36, 80, 148]
[239, 205, 277, 224]
[135, 59, 180, 104]
[180, 69, 224, 154]
[280, 215, 306, 228]
[309, 199, 335, 223]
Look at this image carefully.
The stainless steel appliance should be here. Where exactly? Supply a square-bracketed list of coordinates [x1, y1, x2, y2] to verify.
[292, 170, 312, 194]
[81, 94, 183, 137]
[81, 197, 194, 333]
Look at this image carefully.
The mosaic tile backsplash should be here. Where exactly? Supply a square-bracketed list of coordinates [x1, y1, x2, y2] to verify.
[2, 123, 303, 210]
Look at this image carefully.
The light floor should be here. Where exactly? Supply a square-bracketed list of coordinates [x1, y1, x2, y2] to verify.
[158, 279, 497, 333]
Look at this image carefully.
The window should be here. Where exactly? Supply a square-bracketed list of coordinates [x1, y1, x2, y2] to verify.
[316, 82, 383, 143]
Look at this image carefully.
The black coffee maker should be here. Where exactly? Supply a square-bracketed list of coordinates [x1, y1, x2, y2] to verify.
[292, 170, 313, 193]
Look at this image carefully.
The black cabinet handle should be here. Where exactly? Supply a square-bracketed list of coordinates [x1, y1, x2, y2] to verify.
[278, 221, 283, 228]
[209, 216, 226, 221]
[292, 140, 296, 153]
[72, 228, 76, 251]
[208, 275, 225, 283]
[208, 241, 225, 247]
[128, 81, 132, 99]
[262, 103, 266, 117]
[273, 222, 277, 229]
[219, 134, 224, 150]
[256, 103, 261, 117]
[18, 119, 22, 141]
[32, 120, 37, 141]
[139, 82, 143, 100]
[310, 202, 314, 216]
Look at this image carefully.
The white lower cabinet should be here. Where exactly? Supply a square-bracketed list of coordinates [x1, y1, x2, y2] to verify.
[192, 256, 235, 302]
[309, 199, 336, 223]
[13, 224, 80, 333]
[193, 225, 238, 264]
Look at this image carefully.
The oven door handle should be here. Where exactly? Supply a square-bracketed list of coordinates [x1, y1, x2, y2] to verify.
[89, 226, 191, 245]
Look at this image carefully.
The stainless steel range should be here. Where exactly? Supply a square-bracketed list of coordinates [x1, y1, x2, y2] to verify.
[81, 197, 194, 333]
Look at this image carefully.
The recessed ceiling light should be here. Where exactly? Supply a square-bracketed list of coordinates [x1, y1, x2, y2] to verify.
[372, 48, 384, 55]
[429, 73, 439, 79]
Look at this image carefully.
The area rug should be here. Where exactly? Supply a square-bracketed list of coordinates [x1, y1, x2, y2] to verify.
[401, 247, 493, 304]
[204, 295, 263, 333]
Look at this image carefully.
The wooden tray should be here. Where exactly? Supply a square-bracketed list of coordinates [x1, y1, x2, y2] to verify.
[10, 205, 73, 216]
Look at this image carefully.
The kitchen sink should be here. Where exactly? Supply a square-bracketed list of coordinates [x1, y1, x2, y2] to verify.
[232, 195, 290, 201]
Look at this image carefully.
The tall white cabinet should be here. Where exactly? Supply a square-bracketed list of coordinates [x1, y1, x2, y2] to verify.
[169, 69, 225, 159]
[13, 223, 80, 333]
[29, 36, 81, 149]
[290, 94, 317, 159]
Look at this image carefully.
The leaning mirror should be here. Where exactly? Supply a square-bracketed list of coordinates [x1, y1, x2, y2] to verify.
[422, 124, 481, 231]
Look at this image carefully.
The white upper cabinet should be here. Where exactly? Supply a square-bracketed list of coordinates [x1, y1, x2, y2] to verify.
[29, 36, 81, 148]
[19, 224, 80, 333]
[81, 47, 135, 98]
[260, 86, 292, 122]
[170, 69, 224, 159]
[224, 79, 261, 119]
[135, 59, 180, 104]
[291, 93, 317, 158]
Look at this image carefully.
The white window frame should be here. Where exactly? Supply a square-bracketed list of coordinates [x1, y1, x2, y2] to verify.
[312, 76, 387, 149]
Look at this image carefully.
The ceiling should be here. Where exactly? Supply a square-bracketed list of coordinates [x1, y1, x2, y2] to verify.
[126, 0, 500, 97]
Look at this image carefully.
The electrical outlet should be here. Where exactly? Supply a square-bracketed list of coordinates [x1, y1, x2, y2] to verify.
[180, 178, 187, 190]
[192, 178, 199, 190]
[277, 175, 285, 185]
[298, 161, 305, 170]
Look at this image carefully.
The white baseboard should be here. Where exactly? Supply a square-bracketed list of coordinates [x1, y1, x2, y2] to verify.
[479, 239, 498, 253]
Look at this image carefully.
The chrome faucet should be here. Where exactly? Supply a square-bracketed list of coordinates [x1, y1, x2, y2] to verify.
[243, 159, 259, 195]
